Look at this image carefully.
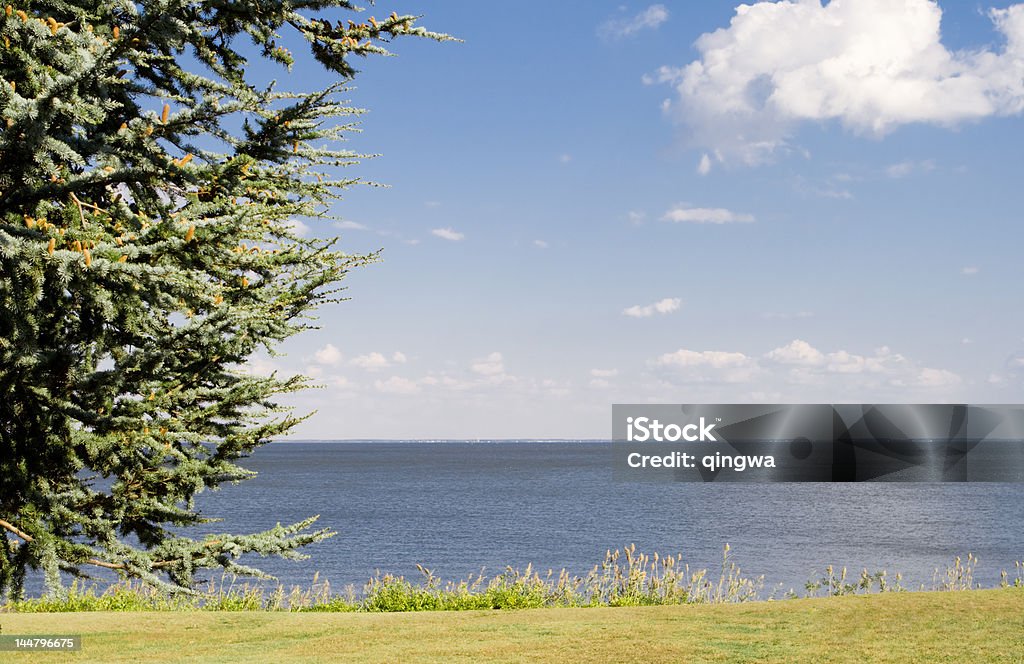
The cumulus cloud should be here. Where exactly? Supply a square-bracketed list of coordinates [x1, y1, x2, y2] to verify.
[650, 339, 962, 394]
[765, 339, 825, 366]
[374, 376, 421, 395]
[766, 340, 904, 375]
[656, 349, 752, 369]
[653, 1, 1024, 164]
[351, 352, 391, 370]
[313, 343, 343, 366]
[787, 341, 960, 390]
[623, 297, 681, 318]
[599, 4, 669, 39]
[896, 367, 962, 388]
[431, 227, 465, 241]
[239, 355, 279, 377]
[654, 349, 757, 384]
[661, 206, 754, 224]
[285, 218, 311, 237]
[471, 352, 505, 376]
[392, 351, 408, 364]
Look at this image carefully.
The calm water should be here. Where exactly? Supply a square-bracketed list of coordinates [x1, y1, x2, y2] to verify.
[176, 441, 1024, 593]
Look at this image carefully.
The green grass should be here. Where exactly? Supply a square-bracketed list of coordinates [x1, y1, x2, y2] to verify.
[1, 589, 1021, 662]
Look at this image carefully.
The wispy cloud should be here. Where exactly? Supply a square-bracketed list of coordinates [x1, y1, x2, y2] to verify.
[885, 160, 936, 178]
[697, 153, 712, 176]
[533, 239, 549, 249]
[961, 266, 980, 276]
[335, 220, 368, 231]
[762, 311, 815, 321]
[599, 4, 669, 40]
[661, 206, 754, 224]
[374, 376, 421, 395]
[623, 297, 681, 318]
[431, 227, 465, 241]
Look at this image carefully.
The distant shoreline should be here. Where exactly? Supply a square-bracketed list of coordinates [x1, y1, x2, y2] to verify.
[271, 439, 613, 444]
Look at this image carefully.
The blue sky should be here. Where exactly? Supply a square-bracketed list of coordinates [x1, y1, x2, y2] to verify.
[248, 1, 1024, 438]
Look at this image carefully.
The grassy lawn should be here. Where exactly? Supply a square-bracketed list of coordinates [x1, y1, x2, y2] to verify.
[1, 589, 1021, 663]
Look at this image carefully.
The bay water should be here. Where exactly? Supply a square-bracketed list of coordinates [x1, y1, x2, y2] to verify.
[186, 440, 1024, 594]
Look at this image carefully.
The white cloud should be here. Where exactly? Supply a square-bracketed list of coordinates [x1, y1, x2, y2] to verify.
[533, 239, 549, 249]
[697, 153, 712, 175]
[351, 352, 391, 370]
[558, 153, 572, 164]
[330, 376, 354, 390]
[431, 227, 465, 241]
[623, 297, 681, 318]
[591, 368, 619, 378]
[816, 188, 854, 200]
[313, 343, 343, 366]
[627, 211, 647, 225]
[471, 352, 505, 376]
[988, 373, 1008, 385]
[766, 340, 900, 375]
[652, 339, 960, 393]
[961, 266, 980, 276]
[656, 349, 751, 369]
[392, 351, 408, 364]
[240, 356, 279, 377]
[654, 349, 757, 384]
[661, 205, 754, 224]
[285, 218, 311, 237]
[599, 4, 669, 39]
[589, 378, 612, 389]
[374, 376, 421, 395]
[885, 159, 935, 178]
[335, 220, 368, 231]
[654, 1, 1024, 164]
[766, 339, 825, 366]
[906, 367, 962, 388]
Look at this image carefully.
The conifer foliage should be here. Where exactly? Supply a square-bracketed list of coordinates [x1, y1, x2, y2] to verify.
[0, 1, 449, 597]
